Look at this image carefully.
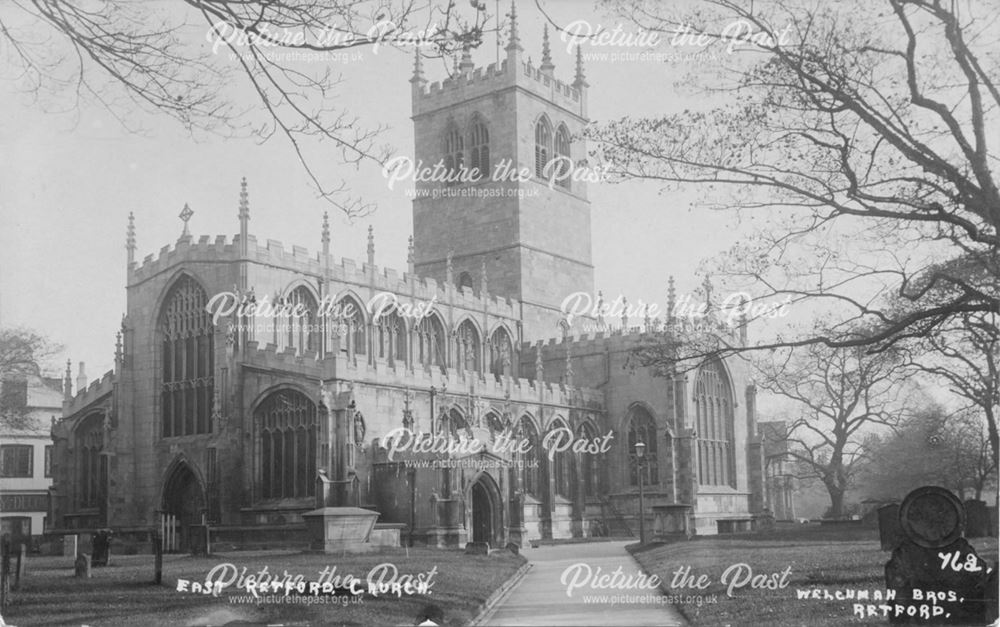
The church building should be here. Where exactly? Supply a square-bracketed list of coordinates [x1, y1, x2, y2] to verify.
[48, 9, 768, 551]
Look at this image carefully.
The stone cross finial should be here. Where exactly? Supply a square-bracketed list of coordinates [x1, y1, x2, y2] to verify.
[179, 203, 194, 240]
[126, 212, 136, 264]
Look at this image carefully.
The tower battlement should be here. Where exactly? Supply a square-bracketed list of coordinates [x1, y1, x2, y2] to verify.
[413, 57, 584, 118]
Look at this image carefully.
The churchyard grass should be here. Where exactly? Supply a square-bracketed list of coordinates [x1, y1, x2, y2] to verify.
[3, 547, 526, 626]
[629, 523, 998, 627]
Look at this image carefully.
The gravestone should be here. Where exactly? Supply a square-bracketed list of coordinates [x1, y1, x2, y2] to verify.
[74, 553, 92, 579]
[505, 542, 520, 555]
[885, 486, 994, 624]
[963, 500, 989, 538]
[91, 529, 112, 566]
[878, 503, 903, 551]
[464, 541, 489, 555]
[63, 535, 78, 558]
[153, 533, 163, 585]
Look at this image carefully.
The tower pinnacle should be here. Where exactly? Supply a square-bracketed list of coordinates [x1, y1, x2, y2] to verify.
[505, 0, 523, 58]
[573, 45, 588, 89]
[540, 25, 554, 75]
[126, 212, 136, 265]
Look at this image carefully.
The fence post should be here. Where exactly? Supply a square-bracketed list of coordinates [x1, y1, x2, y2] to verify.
[1, 536, 11, 608]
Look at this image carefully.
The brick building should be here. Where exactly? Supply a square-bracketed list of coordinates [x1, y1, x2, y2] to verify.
[48, 11, 767, 549]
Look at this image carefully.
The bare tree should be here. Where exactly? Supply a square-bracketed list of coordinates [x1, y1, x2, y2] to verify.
[754, 330, 910, 517]
[588, 0, 998, 355]
[0, 327, 59, 429]
[1, 0, 496, 215]
[898, 310, 999, 473]
[862, 405, 996, 500]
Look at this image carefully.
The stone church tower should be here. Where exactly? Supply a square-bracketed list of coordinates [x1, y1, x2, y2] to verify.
[410, 7, 594, 342]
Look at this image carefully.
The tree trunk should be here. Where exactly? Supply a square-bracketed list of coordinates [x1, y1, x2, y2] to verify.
[825, 483, 845, 519]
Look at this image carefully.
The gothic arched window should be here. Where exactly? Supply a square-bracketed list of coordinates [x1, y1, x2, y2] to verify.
[285, 286, 319, 355]
[627, 407, 658, 486]
[534, 117, 552, 179]
[578, 422, 600, 497]
[695, 360, 736, 487]
[257, 389, 318, 500]
[375, 310, 406, 366]
[333, 296, 367, 359]
[456, 319, 481, 373]
[416, 313, 447, 372]
[77, 414, 104, 509]
[554, 125, 572, 189]
[520, 417, 540, 497]
[549, 419, 572, 498]
[469, 118, 490, 180]
[443, 124, 464, 182]
[160, 274, 214, 437]
[488, 327, 514, 379]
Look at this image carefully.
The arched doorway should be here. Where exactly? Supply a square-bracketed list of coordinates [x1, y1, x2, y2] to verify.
[469, 474, 501, 546]
[161, 461, 204, 552]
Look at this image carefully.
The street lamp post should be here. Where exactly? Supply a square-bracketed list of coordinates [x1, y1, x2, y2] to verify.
[635, 441, 646, 545]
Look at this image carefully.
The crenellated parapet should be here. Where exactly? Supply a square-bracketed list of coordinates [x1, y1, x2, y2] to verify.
[128, 232, 519, 320]
[520, 320, 745, 358]
[412, 57, 584, 119]
[240, 338, 603, 409]
[63, 370, 115, 416]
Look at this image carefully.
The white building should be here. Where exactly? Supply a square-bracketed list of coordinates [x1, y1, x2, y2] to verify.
[1, 373, 64, 543]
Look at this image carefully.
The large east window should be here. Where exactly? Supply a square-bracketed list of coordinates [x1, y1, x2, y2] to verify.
[160, 274, 214, 437]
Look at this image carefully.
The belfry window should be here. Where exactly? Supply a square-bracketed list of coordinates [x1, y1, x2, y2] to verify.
[554, 125, 572, 189]
[257, 389, 317, 500]
[695, 360, 736, 488]
[443, 124, 464, 182]
[469, 119, 490, 180]
[534, 117, 552, 179]
[160, 274, 214, 437]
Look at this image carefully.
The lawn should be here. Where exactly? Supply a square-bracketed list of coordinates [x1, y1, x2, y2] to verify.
[2, 547, 526, 626]
[629, 524, 998, 627]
